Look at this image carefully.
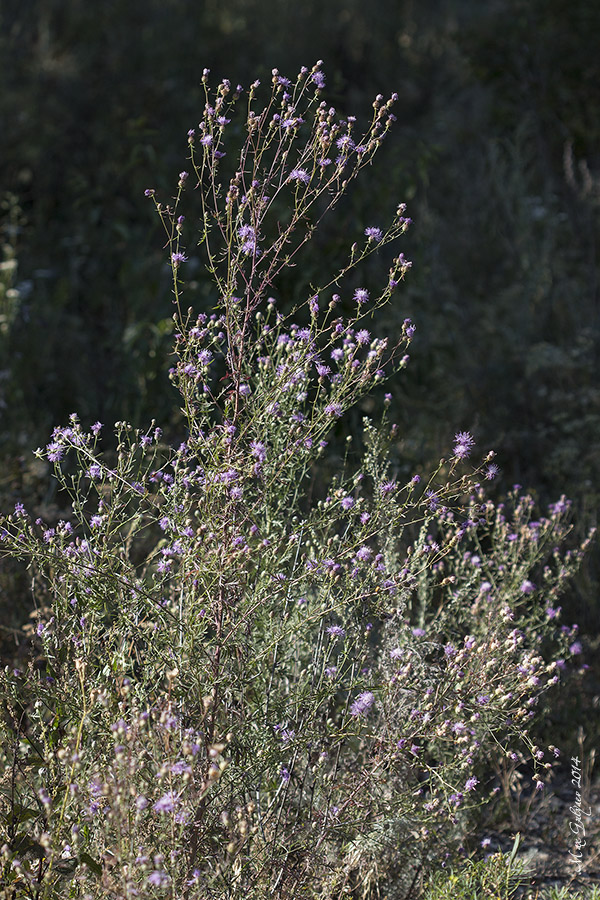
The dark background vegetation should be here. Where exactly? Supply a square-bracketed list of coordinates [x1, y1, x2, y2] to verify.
[1, 0, 599, 752]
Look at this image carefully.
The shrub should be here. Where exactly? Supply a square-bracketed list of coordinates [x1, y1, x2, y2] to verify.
[0, 64, 591, 900]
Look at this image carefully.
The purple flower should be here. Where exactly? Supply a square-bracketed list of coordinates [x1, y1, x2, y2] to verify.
[153, 792, 178, 813]
[356, 329, 371, 345]
[274, 725, 295, 744]
[46, 442, 64, 462]
[353, 288, 370, 305]
[288, 168, 310, 184]
[425, 490, 439, 511]
[365, 226, 383, 242]
[91, 421, 102, 435]
[485, 463, 499, 480]
[250, 441, 267, 463]
[147, 871, 170, 887]
[341, 496, 355, 510]
[569, 641, 582, 655]
[350, 691, 375, 717]
[453, 431, 475, 460]
[327, 625, 346, 638]
[549, 497, 570, 515]
[171, 252, 188, 268]
[336, 135, 355, 153]
[325, 402, 343, 417]
[403, 318, 416, 339]
[312, 71, 326, 89]
[520, 579, 536, 594]
[412, 627, 425, 637]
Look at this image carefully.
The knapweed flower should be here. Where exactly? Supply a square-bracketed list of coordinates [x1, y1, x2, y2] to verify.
[425, 490, 439, 511]
[153, 792, 178, 814]
[485, 463, 499, 480]
[324, 402, 343, 417]
[238, 224, 259, 256]
[453, 431, 475, 460]
[350, 691, 374, 717]
[403, 318, 416, 339]
[147, 871, 170, 888]
[365, 226, 383, 242]
[250, 441, 267, 463]
[171, 252, 188, 268]
[326, 625, 346, 638]
[353, 287, 370, 305]
[288, 168, 310, 184]
[520, 579, 536, 594]
[46, 442, 64, 462]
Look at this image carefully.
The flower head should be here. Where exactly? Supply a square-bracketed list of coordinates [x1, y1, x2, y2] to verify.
[350, 691, 374, 717]
[326, 625, 346, 638]
[171, 252, 188, 268]
[353, 288, 370, 305]
[288, 168, 310, 184]
[453, 431, 475, 460]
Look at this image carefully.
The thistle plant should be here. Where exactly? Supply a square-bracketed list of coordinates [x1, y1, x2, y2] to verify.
[0, 64, 592, 900]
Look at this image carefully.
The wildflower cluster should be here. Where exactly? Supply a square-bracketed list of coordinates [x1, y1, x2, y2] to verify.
[0, 66, 592, 900]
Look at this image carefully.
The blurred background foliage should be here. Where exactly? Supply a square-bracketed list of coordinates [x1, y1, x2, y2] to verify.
[0, 0, 598, 704]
